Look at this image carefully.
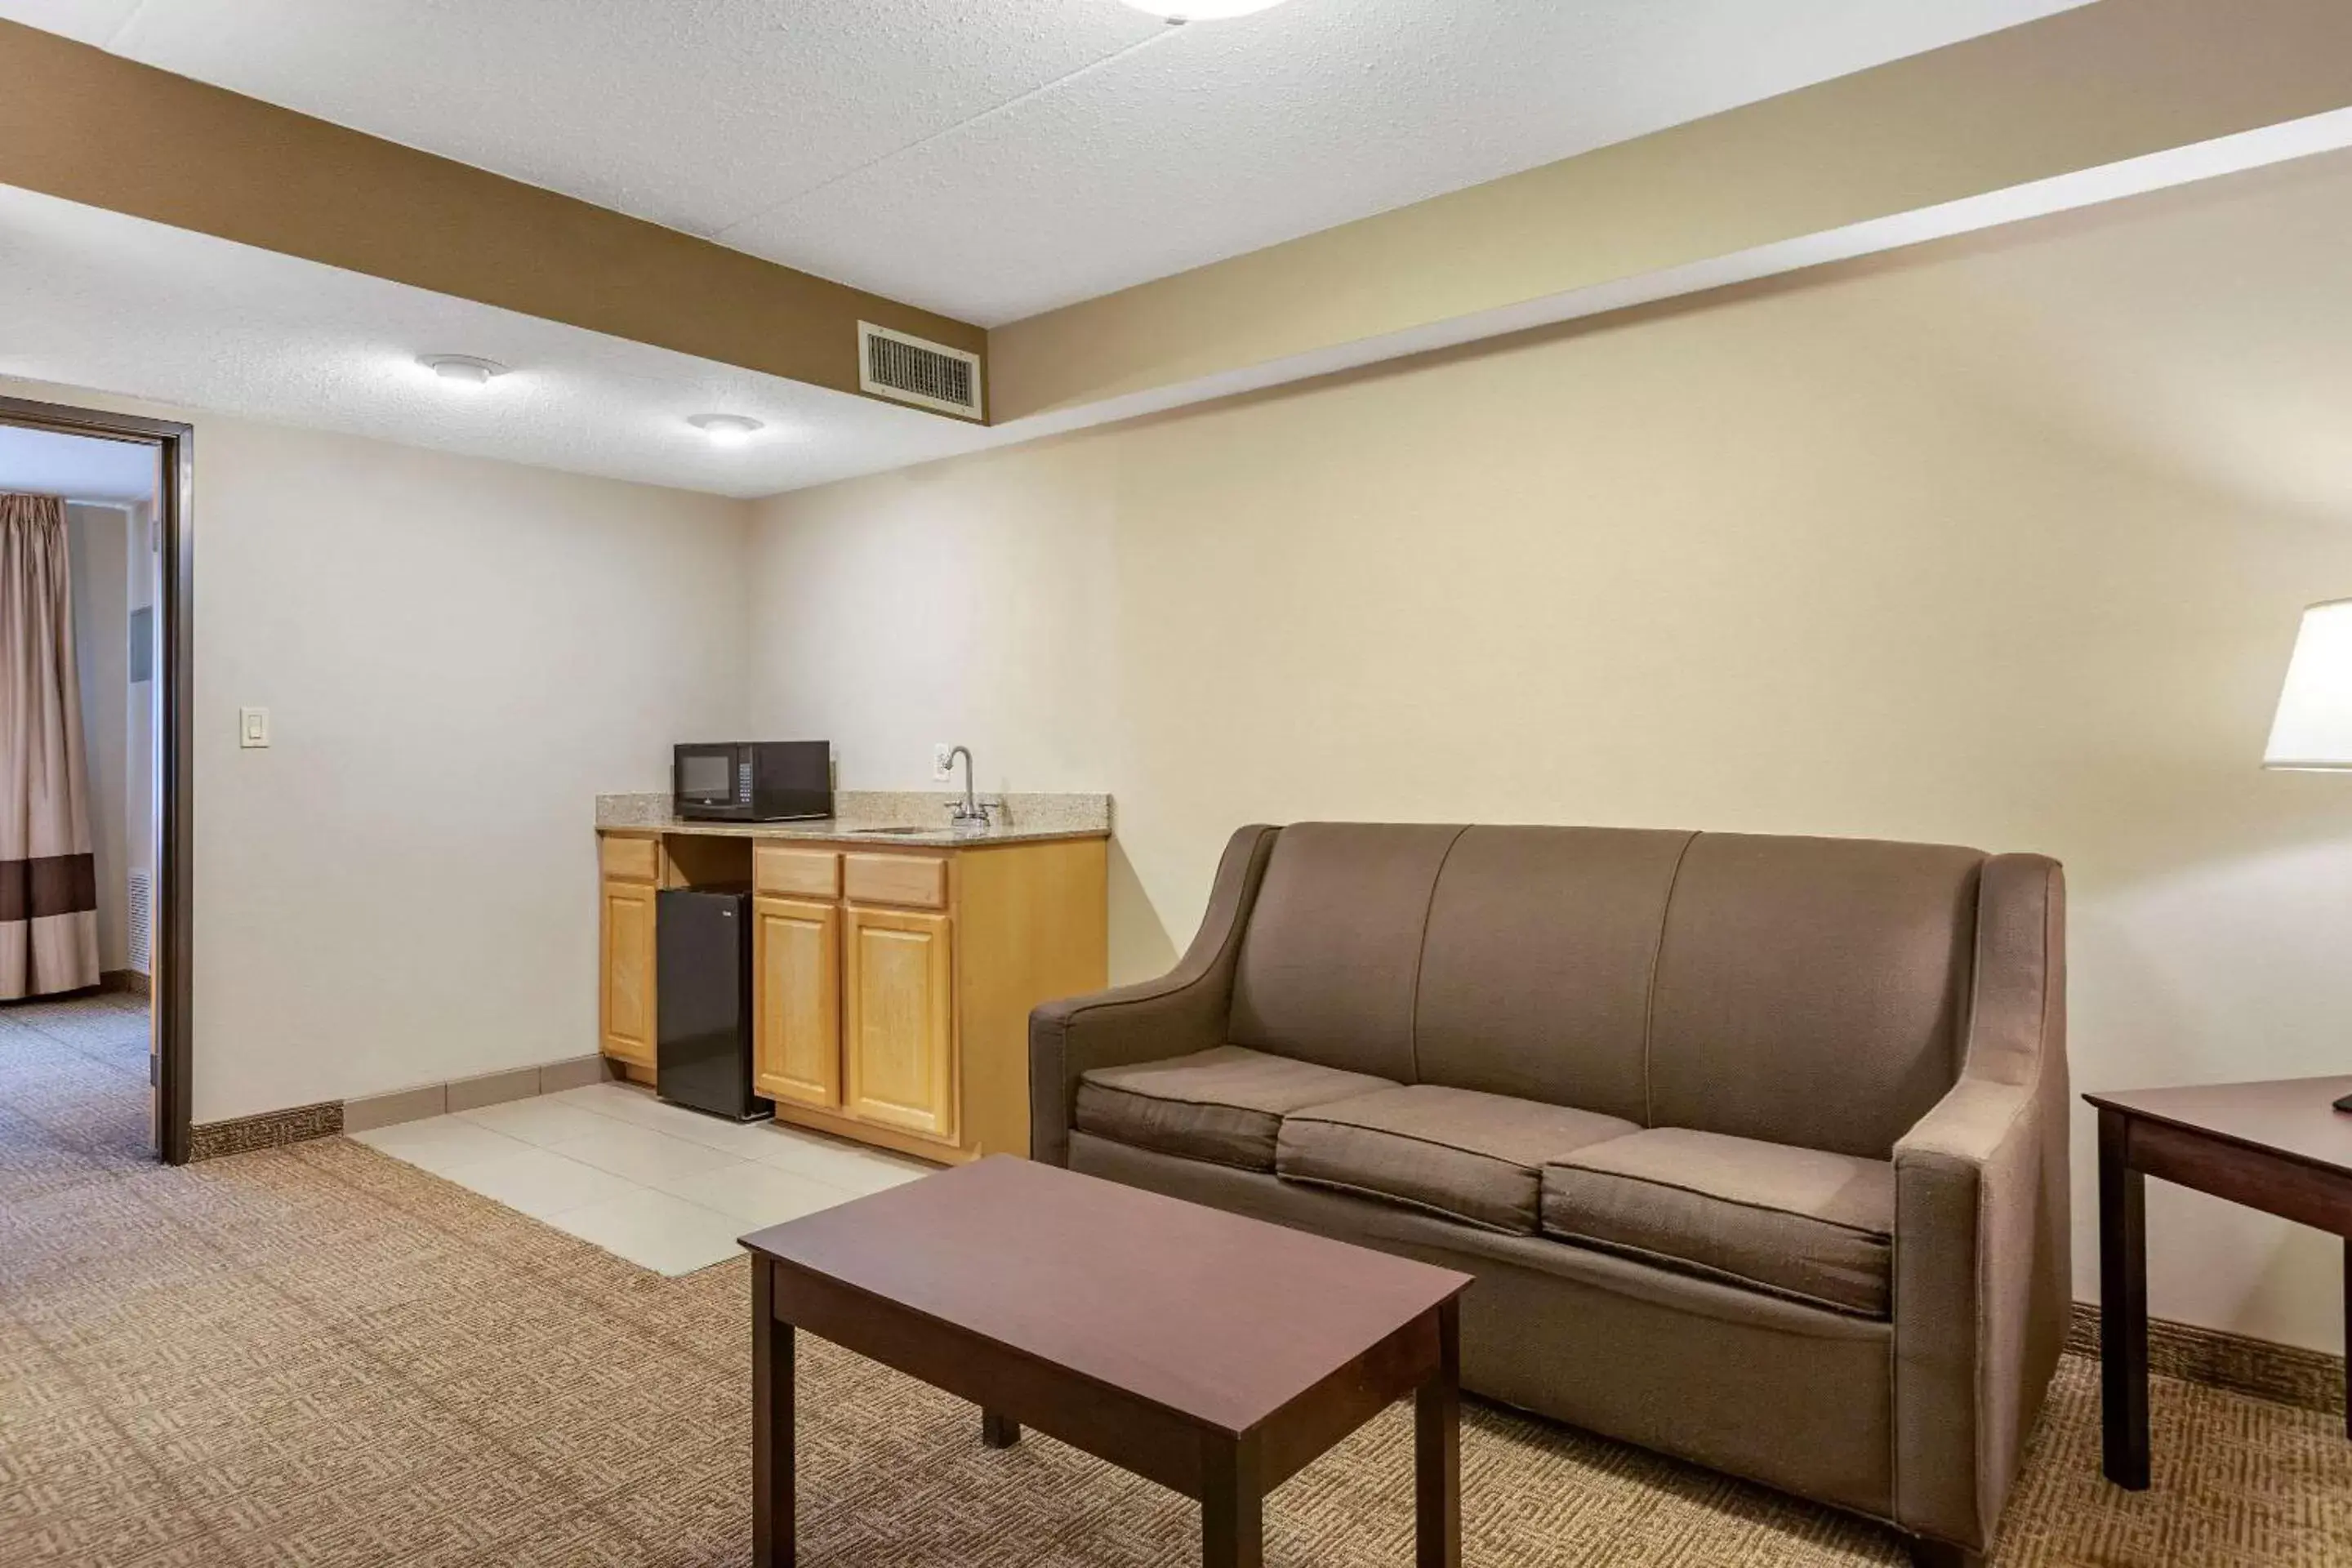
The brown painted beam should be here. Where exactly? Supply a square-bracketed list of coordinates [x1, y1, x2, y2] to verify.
[991, 0, 2352, 421]
[0, 20, 985, 411]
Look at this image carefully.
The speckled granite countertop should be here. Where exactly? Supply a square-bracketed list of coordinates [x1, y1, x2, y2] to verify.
[594, 791, 1111, 848]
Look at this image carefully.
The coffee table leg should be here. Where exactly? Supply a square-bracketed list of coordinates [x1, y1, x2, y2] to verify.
[1200, 1432, 1263, 1568]
[982, 1410, 1021, 1448]
[753, 1258, 796, 1568]
[2098, 1108, 2149, 1490]
[1416, 1298, 1461, 1568]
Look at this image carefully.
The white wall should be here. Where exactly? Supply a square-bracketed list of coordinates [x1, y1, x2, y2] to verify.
[190, 416, 750, 1118]
[3, 376, 751, 1121]
[746, 154, 2352, 1354]
[64, 501, 131, 973]
[127, 497, 158, 971]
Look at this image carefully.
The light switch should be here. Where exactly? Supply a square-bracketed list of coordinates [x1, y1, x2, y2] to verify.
[238, 706, 270, 748]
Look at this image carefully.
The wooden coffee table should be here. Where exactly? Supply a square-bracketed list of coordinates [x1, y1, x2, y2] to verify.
[740, 1156, 1472, 1567]
[2084, 1077, 2352, 1490]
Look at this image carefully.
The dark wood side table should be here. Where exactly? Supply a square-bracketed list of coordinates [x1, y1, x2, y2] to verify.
[2083, 1077, 2352, 1489]
[740, 1155, 1472, 1568]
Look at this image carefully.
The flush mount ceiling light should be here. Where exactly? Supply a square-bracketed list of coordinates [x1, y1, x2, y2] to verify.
[688, 412, 765, 447]
[416, 353, 507, 388]
[1121, 0, 1290, 20]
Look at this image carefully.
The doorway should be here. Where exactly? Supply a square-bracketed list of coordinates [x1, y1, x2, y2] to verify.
[0, 394, 193, 1165]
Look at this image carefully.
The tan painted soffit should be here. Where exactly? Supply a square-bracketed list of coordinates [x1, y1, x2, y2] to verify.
[987, 0, 2352, 423]
[0, 20, 985, 411]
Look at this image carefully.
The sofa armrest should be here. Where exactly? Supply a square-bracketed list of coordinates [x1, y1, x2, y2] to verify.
[1889, 852, 2069, 1554]
[1027, 825, 1280, 1166]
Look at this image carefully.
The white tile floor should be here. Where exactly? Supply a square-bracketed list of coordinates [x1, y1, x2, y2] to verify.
[350, 1080, 937, 1275]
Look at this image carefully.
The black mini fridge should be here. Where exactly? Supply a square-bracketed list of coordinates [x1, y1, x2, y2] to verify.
[655, 885, 772, 1122]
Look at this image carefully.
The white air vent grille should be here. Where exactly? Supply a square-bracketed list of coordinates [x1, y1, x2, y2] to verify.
[858, 322, 983, 420]
[127, 870, 152, 973]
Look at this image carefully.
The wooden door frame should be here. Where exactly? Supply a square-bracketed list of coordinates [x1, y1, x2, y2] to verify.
[0, 393, 195, 1165]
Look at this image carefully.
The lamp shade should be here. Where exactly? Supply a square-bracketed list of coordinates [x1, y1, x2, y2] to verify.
[2264, 599, 2352, 768]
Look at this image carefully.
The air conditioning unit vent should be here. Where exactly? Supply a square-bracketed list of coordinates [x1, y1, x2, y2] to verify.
[127, 870, 152, 974]
[858, 323, 983, 420]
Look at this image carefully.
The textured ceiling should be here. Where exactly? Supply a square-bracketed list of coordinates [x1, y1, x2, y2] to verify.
[14, 122, 2341, 502]
[0, 186, 991, 498]
[0, 424, 157, 503]
[0, 0, 2091, 325]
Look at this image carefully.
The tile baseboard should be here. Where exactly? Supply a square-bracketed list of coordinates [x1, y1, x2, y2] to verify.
[535, 1053, 612, 1094]
[2068, 1300, 2345, 1418]
[341, 1054, 618, 1134]
[189, 1101, 343, 1160]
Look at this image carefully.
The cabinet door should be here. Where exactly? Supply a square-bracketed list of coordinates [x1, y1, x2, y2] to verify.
[754, 897, 841, 1110]
[600, 878, 658, 1067]
[842, 906, 956, 1142]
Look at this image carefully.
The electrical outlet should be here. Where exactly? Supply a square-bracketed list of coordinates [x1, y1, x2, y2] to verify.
[933, 744, 956, 782]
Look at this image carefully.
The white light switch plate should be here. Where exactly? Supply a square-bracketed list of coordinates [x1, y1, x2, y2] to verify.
[238, 706, 270, 748]
[932, 744, 955, 782]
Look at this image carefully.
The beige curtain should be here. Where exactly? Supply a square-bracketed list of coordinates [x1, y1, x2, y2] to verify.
[1, 492, 100, 998]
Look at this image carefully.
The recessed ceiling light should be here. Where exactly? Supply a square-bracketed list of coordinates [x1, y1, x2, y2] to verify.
[688, 413, 765, 448]
[1122, 0, 1290, 20]
[416, 354, 507, 388]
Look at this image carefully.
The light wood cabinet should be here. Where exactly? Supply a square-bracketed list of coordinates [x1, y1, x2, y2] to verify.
[843, 852, 948, 910]
[755, 844, 840, 900]
[599, 877, 658, 1068]
[595, 828, 1106, 1164]
[753, 897, 841, 1110]
[599, 833, 660, 883]
[842, 906, 956, 1141]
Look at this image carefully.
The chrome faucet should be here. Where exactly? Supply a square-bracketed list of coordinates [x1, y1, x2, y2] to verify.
[946, 746, 991, 830]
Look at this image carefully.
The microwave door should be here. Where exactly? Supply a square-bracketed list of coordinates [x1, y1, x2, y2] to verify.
[679, 750, 733, 806]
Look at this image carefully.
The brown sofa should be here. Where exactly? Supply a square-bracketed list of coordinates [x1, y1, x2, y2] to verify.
[1031, 823, 2069, 1566]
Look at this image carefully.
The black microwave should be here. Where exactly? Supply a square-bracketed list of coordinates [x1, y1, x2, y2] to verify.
[672, 742, 832, 822]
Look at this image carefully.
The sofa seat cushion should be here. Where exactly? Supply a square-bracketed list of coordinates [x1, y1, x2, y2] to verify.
[1276, 1085, 1639, 1234]
[1074, 1045, 1396, 1172]
[1541, 1129, 1895, 1316]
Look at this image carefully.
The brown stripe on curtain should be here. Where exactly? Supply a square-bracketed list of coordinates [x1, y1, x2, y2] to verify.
[1, 491, 101, 999]
[0, 852, 97, 921]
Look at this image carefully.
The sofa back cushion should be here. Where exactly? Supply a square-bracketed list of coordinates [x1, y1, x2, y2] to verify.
[1646, 833, 1981, 1159]
[1228, 822, 1463, 1080]
[1410, 826, 1693, 1123]
[1228, 822, 1983, 1159]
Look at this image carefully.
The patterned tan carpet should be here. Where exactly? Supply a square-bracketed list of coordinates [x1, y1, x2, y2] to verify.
[5, 1000, 2351, 1566]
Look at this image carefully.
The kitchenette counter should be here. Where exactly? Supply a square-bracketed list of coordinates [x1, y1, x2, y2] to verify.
[594, 791, 1111, 848]
[592, 789, 1109, 1168]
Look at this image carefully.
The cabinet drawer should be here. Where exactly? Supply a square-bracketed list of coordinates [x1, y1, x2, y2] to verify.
[843, 853, 948, 910]
[755, 844, 840, 899]
[599, 834, 660, 884]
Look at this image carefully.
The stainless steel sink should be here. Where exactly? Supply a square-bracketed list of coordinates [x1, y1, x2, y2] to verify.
[848, 825, 933, 836]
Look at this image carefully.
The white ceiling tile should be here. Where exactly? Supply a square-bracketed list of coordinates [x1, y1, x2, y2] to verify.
[724, 0, 2095, 323]
[1, 0, 2089, 322]
[0, 0, 141, 45]
[78, 0, 1165, 240]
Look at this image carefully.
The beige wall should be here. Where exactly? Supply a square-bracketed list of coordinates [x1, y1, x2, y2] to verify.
[65, 501, 131, 972]
[750, 152, 2352, 1353]
[4, 376, 751, 1123]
